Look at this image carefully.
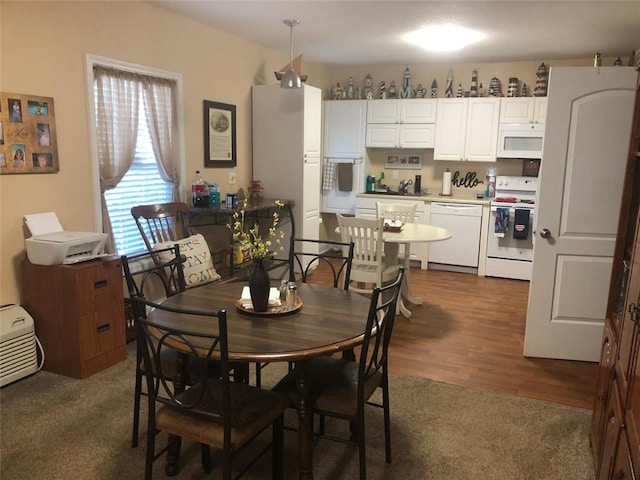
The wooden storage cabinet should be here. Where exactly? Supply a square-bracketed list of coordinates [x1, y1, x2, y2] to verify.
[21, 257, 126, 379]
[591, 73, 640, 479]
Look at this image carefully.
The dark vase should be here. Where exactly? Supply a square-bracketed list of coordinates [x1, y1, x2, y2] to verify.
[249, 259, 270, 312]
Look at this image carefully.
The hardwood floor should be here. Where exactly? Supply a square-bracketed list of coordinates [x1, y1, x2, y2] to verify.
[308, 265, 599, 410]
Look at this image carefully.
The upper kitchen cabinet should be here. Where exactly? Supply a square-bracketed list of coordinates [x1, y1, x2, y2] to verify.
[324, 100, 367, 158]
[252, 85, 322, 249]
[434, 97, 501, 162]
[366, 99, 437, 124]
[366, 99, 437, 148]
[500, 97, 548, 124]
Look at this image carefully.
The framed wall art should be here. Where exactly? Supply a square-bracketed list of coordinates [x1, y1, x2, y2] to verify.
[203, 100, 236, 168]
[0, 92, 58, 174]
[385, 154, 422, 170]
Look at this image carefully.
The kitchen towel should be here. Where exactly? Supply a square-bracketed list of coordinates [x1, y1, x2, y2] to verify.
[495, 207, 509, 237]
[322, 160, 336, 190]
[513, 208, 530, 240]
[337, 162, 353, 192]
[441, 169, 452, 195]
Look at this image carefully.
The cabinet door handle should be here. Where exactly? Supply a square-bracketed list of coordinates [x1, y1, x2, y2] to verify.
[97, 323, 110, 333]
[94, 279, 108, 289]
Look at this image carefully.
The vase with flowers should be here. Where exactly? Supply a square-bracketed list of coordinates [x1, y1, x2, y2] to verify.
[229, 200, 285, 311]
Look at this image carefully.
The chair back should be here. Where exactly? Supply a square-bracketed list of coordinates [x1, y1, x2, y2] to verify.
[337, 214, 385, 273]
[376, 202, 417, 223]
[131, 202, 192, 254]
[359, 268, 404, 395]
[134, 298, 232, 437]
[121, 246, 187, 319]
[288, 237, 354, 290]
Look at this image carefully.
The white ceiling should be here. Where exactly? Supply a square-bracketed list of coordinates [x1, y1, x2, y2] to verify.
[151, 1, 640, 66]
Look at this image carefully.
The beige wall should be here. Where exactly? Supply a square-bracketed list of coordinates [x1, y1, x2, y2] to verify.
[0, 1, 603, 304]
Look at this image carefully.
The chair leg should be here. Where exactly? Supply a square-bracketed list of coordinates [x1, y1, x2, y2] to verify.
[357, 416, 366, 480]
[256, 362, 262, 388]
[382, 379, 392, 463]
[272, 414, 285, 479]
[132, 364, 143, 448]
[201, 443, 212, 474]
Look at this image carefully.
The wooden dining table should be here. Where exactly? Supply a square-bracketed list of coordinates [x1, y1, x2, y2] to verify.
[150, 280, 372, 480]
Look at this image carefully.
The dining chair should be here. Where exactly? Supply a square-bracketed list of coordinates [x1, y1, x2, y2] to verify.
[130, 289, 288, 480]
[131, 202, 233, 280]
[254, 236, 356, 388]
[273, 268, 405, 480]
[122, 247, 246, 450]
[376, 202, 417, 266]
[337, 214, 400, 295]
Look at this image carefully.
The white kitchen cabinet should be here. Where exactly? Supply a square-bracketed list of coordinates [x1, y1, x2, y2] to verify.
[434, 97, 500, 162]
[252, 84, 321, 256]
[366, 99, 437, 148]
[366, 123, 435, 148]
[355, 196, 427, 267]
[322, 100, 367, 214]
[324, 100, 367, 159]
[366, 99, 437, 124]
[500, 97, 548, 124]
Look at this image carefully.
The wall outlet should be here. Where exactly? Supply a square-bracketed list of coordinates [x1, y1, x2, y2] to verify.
[392, 170, 399, 180]
[228, 172, 237, 185]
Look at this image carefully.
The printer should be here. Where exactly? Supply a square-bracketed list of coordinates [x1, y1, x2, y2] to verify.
[24, 212, 108, 266]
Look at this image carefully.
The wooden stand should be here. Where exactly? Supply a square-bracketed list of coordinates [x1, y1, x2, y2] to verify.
[21, 256, 126, 379]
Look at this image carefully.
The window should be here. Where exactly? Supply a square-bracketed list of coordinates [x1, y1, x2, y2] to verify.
[103, 102, 171, 255]
[87, 55, 183, 256]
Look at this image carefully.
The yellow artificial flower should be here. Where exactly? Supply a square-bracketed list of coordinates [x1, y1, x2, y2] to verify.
[228, 200, 285, 260]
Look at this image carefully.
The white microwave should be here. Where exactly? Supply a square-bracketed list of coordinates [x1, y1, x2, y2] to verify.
[497, 123, 545, 159]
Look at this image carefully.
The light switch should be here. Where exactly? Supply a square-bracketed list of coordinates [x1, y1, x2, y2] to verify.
[392, 170, 399, 180]
[229, 172, 237, 185]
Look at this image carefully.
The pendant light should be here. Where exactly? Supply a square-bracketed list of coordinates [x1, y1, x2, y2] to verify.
[281, 19, 301, 89]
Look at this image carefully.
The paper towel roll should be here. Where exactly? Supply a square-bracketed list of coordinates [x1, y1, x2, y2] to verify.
[441, 170, 452, 195]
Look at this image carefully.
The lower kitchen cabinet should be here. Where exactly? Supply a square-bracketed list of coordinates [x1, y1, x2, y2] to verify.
[591, 73, 640, 479]
[21, 257, 126, 379]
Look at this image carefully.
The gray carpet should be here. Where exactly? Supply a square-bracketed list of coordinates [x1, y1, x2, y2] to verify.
[0, 342, 595, 479]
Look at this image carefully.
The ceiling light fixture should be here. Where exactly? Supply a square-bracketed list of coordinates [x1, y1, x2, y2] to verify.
[403, 24, 485, 52]
[281, 19, 301, 89]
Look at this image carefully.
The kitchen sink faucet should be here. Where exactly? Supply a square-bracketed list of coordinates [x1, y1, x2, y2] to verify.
[399, 179, 413, 194]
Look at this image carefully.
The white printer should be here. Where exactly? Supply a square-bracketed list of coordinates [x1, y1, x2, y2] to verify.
[24, 212, 108, 266]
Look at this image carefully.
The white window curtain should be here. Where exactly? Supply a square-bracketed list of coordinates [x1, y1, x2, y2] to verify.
[93, 65, 178, 253]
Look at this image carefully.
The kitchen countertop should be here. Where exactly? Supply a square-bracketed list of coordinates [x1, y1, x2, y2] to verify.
[357, 192, 491, 206]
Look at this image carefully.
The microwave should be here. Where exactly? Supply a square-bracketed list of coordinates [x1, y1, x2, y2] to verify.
[497, 123, 545, 159]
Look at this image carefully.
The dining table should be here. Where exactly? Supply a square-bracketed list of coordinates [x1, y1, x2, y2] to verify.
[381, 222, 452, 318]
[149, 280, 372, 480]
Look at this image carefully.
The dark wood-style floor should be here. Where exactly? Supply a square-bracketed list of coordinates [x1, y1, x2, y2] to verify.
[309, 265, 599, 410]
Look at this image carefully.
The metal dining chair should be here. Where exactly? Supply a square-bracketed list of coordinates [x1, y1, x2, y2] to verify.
[254, 236, 355, 388]
[273, 268, 405, 480]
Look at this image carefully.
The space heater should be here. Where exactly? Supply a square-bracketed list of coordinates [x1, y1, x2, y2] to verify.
[0, 304, 39, 387]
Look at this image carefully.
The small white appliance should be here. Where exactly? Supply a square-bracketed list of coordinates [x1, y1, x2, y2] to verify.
[0, 305, 39, 387]
[24, 212, 108, 266]
[485, 176, 538, 280]
[497, 123, 545, 159]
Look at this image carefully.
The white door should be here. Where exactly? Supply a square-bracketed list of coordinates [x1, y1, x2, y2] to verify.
[524, 67, 636, 361]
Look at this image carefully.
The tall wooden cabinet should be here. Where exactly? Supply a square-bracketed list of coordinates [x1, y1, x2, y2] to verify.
[591, 71, 640, 479]
[252, 84, 322, 256]
[21, 257, 126, 379]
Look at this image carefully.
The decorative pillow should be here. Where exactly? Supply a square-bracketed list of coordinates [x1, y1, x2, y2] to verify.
[154, 234, 221, 288]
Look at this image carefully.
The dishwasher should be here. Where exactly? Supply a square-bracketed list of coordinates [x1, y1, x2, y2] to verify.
[428, 203, 483, 268]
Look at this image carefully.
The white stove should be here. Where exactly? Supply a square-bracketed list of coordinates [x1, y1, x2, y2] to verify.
[486, 176, 539, 280]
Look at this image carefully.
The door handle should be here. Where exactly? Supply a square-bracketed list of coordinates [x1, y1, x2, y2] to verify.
[540, 228, 551, 239]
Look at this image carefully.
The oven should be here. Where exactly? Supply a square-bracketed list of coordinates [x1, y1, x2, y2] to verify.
[485, 176, 538, 281]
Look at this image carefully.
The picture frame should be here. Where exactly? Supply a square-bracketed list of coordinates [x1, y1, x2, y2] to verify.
[203, 100, 236, 168]
[0, 92, 59, 175]
[385, 154, 422, 170]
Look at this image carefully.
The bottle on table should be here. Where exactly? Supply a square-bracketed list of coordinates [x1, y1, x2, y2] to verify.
[192, 170, 206, 207]
[208, 183, 220, 208]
